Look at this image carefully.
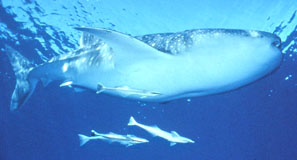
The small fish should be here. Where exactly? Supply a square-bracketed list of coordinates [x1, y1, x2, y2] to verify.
[128, 116, 194, 146]
[78, 130, 149, 147]
[96, 83, 161, 98]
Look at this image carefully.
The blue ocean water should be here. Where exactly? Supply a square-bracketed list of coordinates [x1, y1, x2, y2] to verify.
[0, 0, 297, 159]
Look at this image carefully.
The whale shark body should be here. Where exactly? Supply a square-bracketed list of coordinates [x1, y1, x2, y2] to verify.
[5, 27, 282, 110]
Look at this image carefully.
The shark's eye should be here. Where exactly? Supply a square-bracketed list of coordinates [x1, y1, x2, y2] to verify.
[272, 40, 281, 49]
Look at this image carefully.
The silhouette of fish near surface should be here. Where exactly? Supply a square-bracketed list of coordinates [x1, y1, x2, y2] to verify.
[4, 27, 282, 110]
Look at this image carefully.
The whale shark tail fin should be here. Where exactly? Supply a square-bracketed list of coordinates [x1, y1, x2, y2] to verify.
[128, 116, 138, 126]
[4, 45, 37, 111]
[78, 134, 92, 146]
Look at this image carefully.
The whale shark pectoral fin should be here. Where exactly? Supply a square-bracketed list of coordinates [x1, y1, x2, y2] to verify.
[74, 27, 170, 58]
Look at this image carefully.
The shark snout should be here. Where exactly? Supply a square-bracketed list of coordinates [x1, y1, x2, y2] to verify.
[257, 31, 281, 49]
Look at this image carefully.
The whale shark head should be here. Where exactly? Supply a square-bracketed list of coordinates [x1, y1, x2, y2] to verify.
[135, 29, 282, 97]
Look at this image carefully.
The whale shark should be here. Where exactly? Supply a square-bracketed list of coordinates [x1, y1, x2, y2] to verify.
[4, 27, 282, 111]
[128, 116, 194, 146]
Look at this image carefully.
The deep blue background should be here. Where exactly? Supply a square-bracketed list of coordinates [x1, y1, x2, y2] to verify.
[1, 0, 297, 160]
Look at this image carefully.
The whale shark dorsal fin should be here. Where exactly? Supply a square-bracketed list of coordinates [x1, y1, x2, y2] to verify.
[75, 27, 170, 58]
[171, 131, 180, 137]
[79, 31, 102, 48]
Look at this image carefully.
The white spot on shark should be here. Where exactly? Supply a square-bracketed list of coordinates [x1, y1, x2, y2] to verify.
[249, 30, 260, 37]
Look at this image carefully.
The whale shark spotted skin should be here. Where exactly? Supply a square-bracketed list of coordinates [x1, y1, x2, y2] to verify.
[4, 27, 282, 110]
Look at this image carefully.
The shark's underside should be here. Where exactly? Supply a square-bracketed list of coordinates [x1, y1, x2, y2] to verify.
[5, 27, 282, 110]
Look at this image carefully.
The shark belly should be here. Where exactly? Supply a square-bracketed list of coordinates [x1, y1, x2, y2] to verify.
[103, 35, 281, 102]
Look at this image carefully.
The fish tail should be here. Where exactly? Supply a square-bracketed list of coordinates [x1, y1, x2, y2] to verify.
[4, 45, 37, 111]
[78, 134, 91, 146]
[128, 116, 138, 126]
